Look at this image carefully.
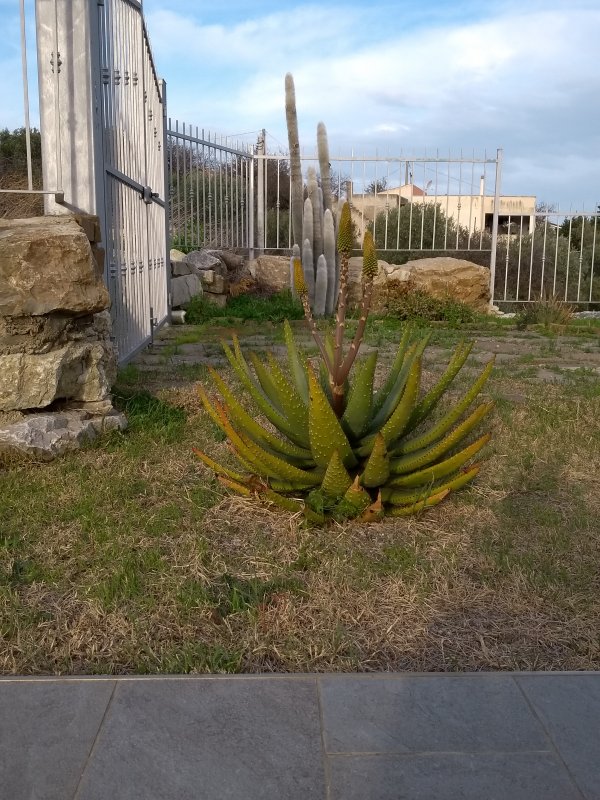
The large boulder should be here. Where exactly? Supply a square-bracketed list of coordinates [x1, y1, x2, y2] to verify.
[184, 249, 226, 276]
[247, 255, 290, 292]
[400, 257, 490, 311]
[205, 249, 244, 271]
[0, 339, 117, 412]
[0, 216, 110, 316]
[0, 311, 112, 356]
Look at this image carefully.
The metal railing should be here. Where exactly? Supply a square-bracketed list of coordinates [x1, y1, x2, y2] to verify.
[495, 209, 600, 305]
[0, 0, 64, 206]
[167, 121, 254, 253]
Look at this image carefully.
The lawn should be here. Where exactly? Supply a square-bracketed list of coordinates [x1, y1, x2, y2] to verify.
[1, 315, 599, 674]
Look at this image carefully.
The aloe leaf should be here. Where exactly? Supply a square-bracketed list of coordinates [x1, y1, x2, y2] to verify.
[385, 488, 449, 517]
[307, 367, 357, 468]
[371, 322, 413, 415]
[283, 319, 309, 403]
[341, 351, 377, 439]
[387, 433, 490, 488]
[208, 367, 313, 461]
[321, 450, 353, 497]
[397, 358, 494, 455]
[361, 433, 390, 487]
[390, 401, 493, 475]
[383, 463, 480, 505]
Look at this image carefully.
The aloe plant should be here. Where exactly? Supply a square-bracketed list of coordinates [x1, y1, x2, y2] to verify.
[194, 196, 494, 523]
[193, 77, 493, 522]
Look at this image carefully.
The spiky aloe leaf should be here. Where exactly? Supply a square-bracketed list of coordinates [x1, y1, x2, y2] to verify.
[307, 367, 357, 468]
[222, 342, 310, 449]
[266, 352, 310, 438]
[218, 476, 252, 496]
[261, 487, 305, 514]
[359, 491, 384, 522]
[208, 368, 313, 462]
[357, 356, 421, 456]
[249, 352, 284, 411]
[387, 433, 490, 488]
[371, 323, 413, 416]
[339, 475, 371, 516]
[341, 351, 377, 439]
[383, 464, 480, 505]
[192, 448, 248, 483]
[321, 450, 353, 497]
[361, 433, 390, 487]
[284, 319, 309, 403]
[397, 358, 495, 455]
[232, 333, 252, 377]
[390, 401, 494, 475]
[386, 488, 449, 517]
[405, 341, 473, 432]
[367, 334, 429, 433]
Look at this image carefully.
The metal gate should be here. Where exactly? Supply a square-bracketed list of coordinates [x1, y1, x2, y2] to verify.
[97, 0, 169, 364]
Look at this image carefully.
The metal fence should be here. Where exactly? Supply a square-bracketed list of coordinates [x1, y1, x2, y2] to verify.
[3, 0, 170, 364]
[494, 209, 600, 305]
[98, 0, 169, 362]
[167, 121, 254, 252]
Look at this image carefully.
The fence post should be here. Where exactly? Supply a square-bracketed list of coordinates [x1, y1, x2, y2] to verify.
[160, 79, 172, 318]
[35, 0, 104, 218]
[489, 147, 503, 307]
[256, 129, 265, 254]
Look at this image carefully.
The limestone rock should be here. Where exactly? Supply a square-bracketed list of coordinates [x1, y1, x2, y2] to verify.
[0, 311, 112, 356]
[247, 255, 290, 292]
[202, 273, 228, 294]
[171, 274, 202, 307]
[172, 261, 195, 277]
[0, 216, 110, 316]
[205, 249, 244, 271]
[346, 258, 395, 308]
[170, 248, 187, 264]
[0, 409, 127, 461]
[401, 257, 490, 312]
[0, 340, 117, 412]
[184, 250, 225, 274]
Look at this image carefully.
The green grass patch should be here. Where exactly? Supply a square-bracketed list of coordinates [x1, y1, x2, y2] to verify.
[184, 290, 304, 324]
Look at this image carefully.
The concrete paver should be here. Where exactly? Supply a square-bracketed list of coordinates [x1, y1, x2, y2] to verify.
[0, 673, 598, 800]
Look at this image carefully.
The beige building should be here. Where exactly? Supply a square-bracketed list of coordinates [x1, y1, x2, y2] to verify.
[349, 183, 536, 243]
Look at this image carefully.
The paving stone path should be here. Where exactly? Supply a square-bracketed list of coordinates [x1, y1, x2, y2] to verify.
[2, 673, 599, 799]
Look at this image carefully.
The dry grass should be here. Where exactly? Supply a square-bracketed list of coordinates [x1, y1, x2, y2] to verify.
[1, 328, 599, 675]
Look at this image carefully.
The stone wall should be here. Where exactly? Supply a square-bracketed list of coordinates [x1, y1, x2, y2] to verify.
[0, 215, 125, 458]
[170, 248, 244, 310]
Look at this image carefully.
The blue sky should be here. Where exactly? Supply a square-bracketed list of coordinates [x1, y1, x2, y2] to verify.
[2, 0, 599, 208]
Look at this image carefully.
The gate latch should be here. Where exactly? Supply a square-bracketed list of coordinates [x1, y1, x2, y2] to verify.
[142, 186, 158, 204]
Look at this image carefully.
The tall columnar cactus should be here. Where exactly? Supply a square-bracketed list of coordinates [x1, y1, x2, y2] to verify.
[193, 79, 494, 524]
[285, 73, 339, 316]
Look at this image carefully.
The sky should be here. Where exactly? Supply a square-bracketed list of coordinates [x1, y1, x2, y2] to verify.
[1, 0, 599, 209]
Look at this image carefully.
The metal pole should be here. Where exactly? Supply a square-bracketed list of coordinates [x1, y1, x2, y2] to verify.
[19, 0, 33, 190]
[489, 147, 503, 307]
[256, 128, 265, 254]
[249, 146, 255, 259]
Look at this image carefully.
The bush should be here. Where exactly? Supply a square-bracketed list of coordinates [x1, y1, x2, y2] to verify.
[383, 281, 476, 326]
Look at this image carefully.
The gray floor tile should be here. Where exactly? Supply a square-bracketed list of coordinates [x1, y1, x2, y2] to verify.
[0, 679, 115, 800]
[328, 752, 583, 800]
[76, 677, 326, 800]
[319, 675, 548, 754]
[517, 674, 600, 800]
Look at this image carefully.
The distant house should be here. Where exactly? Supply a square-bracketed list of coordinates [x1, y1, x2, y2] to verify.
[348, 181, 536, 244]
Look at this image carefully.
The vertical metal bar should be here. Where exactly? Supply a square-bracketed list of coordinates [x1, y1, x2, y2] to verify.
[467, 153, 475, 251]
[564, 217, 573, 300]
[201, 128, 206, 246]
[540, 214, 548, 296]
[577, 215, 585, 302]
[443, 152, 450, 250]
[527, 213, 536, 301]
[503, 216, 510, 301]
[248, 145, 255, 258]
[19, 0, 33, 189]
[419, 158, 426, 250]
[455, 152, 463, 249]
[515, 215, 523, 300]
[489, 148, 503, 306]
[589, 215, 597, 303]
[431, 153, 439, 251]
[276, 157, 281, 249]
[52, 0, 63, 190]
[552, 213, 559, 296]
